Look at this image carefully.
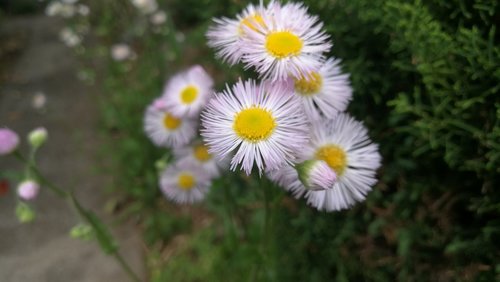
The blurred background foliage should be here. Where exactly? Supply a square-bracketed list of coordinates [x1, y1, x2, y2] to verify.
[3, 0, 498, 280]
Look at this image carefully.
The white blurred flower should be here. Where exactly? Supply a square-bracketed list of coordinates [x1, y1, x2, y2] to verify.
[32, 92, 47, 110]
[45, 2, 63, 16]
[111, 44, 133, 61]
[131, 0, 158, 14]
[59, 3, 77, 18]
[77, 4, 90, 16]
[59, 28, 81, 47]
[150, 10, 167, 25]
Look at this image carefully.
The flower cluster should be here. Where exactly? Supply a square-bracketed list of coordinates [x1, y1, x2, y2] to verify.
[0, 127, 48, 222]
[144, 66, 226, 204]
[145, 1, 381, 211]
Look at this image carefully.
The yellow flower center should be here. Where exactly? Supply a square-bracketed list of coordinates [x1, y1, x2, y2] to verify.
[178, 173, 195, 190]
[315, 145, 347, 176]
[239, 13, 265, 35]
[265, 31, 303, 59]
[163, 113, 182, 130]
[233, 107, 276, 142]
[180, 85, 198, 104]
[193, 145, 211, 162]
[294, 72, 323, 95]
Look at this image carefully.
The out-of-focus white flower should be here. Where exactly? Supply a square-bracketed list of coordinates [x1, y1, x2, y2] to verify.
[111, 44, 133, 61]
[45, 2, 63, 16]
[59, 3, 77, 18]
[77, 4, 90, 16]
[162, 65, 214, 118]
[143, 104, 197, 148]
[131, 0, 158, 14]
[32, 92, 47, 110]
[150, 10, 167, 25]
[17, 180, 40, 201]
[59, 28, 81, 47]
[159, 161, 212, 204]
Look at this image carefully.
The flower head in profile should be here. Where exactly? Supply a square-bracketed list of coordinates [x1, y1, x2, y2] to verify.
[241, 2, 331, 81]
[174, 141, 227, 178]
[293, 58, 352, 120]
[0, 128, 19, 155]
[296, 159, 336, 191]
[206, 1, 271, 65]
[268, 114, 381, 211]
[201, 79, 308, 175]
[163, 66, 214, 118]
[143, 103, 197, 148]
[159, 161, 212, 204]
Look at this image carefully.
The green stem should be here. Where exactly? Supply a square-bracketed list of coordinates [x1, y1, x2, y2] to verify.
[14, 151, 67, 198]
[114, 252, 141, 282]
[14, 150, 141, 282]
[222, 178, 237, 247]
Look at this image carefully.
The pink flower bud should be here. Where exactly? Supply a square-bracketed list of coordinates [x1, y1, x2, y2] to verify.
[17, 180, 40, 201]
[0, 128, 20, 155]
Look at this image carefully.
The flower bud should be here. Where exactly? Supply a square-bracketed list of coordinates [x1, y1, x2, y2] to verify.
[70, 223, 94, 241]
[296, 160, 336, 191]
[17, 180, 40, 201]
[155, 158, 168, 171]
[28, 127, 48, 148]
[16, 202, 36, 223]
[0, 128, 20, 155]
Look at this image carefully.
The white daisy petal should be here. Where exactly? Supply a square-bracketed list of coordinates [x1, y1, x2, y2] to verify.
[293, 58, 352, 120]
[241, 2, 331, 81]
[143, 103, 197, 148]
[268, 113, 381, 211]
[159, 160, 212, 204]
[163, 65, 214, 118]
[201, 79, 309, 175]
[173, 141, 229, 178]
[206, 1, 270, 65]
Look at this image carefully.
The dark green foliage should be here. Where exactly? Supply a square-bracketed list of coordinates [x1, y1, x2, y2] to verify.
[87, 0, 499, 280]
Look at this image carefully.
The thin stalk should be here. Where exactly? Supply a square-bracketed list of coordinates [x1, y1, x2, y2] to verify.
[13, 150, 141, 282]
[114, 252, 141, 282]
[14, 151, 67, 198]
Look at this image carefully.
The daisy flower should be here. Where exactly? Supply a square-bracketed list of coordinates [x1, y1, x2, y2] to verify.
[206, 1, 270, 65]
[241, 2, 331, 81]
[159, 161, 212, 204]
[143, 103, 197, 148]
[163, 65, 214, 118]
[174, 141, 227, 178]
[293, 58, 352, 120]
[201, 79, 309, 175]
[269, 114, 381, 211]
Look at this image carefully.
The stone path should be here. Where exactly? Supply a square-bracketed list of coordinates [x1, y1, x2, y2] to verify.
[0, 15, 144, 282]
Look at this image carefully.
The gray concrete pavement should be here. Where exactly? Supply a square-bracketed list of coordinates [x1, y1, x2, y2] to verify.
[0, 15, 144, 282]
